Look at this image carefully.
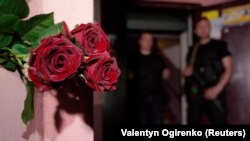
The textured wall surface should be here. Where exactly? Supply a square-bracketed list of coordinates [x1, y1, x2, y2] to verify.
[223, 24, 250, 124]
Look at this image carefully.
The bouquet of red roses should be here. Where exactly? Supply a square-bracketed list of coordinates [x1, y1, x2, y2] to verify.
[0, 0, 120, 125]
[28, 22, 120, 92]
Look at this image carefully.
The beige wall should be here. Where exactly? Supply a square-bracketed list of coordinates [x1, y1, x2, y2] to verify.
[28, 0, 94, 29]
[0, 67, 29, 141]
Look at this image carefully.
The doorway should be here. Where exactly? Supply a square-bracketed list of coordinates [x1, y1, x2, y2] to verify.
[223, 24, 250, 124]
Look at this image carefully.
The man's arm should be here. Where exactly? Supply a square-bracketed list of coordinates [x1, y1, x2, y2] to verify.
[163, 68, 170, 80]
[217, 56, 233, 90]
[183, 45, 195, 77]
[183, 66, 193, 77]
[204, 56, 233, 100]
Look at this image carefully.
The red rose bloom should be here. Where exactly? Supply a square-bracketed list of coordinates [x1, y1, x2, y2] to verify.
[28, 34, 83, 92]
[84, 54, 121, 91]
[71, 23, 110, 60]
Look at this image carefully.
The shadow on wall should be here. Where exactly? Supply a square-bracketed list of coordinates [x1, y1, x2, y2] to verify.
[54, 76, 93, 130]
[23, 76, 93, 140]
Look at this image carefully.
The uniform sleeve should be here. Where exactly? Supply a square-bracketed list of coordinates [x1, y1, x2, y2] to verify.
[219, 40, 231, 60]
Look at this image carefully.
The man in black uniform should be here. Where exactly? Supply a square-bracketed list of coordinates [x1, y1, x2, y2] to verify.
[128, 32, 170, 124]
[183, 18, 233, 124]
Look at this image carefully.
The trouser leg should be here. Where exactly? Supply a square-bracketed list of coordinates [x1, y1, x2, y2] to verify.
[204, 98, 227, 124]
[187, 95, 204, 124]
[148, 96, 162, 124]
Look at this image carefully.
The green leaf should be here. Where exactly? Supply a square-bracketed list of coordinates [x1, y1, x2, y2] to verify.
[30, 22, 64, 48]
[3, 60, 16, 71]
[0, 0, 29, 18]
[21, 81, 35, 125]
[0, 34, 13, 47]
[20, 13, 54, 43]
[37, 23, 64, 41]
[0, 14, 19, 33]
[0, 58, 6, 63]
[11, 44, 28, 55]
[0, 48, 10, 64]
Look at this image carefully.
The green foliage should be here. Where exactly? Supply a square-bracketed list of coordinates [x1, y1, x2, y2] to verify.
[0, 0, 29, 18]
[11, 44, 28, 55]
[0, 48, 17, 71]
[3, 60, 16, 71]
[34, 22, 64, 45]
[18, 13, 54, 44]
[21, 81, 35, 125]
[0, 35, 12, 47]
[0, 0, 65, 125]
[0, 14, 19, 34]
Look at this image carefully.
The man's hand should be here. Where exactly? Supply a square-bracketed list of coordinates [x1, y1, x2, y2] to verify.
[204, 56, 233, 100]
[163, 69, 170, 80]
[183, 66, 193, 77]
[204, 85, 223, 100]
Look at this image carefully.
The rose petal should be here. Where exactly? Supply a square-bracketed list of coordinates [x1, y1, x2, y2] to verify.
[28, 34, 83, 90]
[84, 56, 120, 92]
